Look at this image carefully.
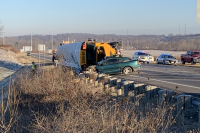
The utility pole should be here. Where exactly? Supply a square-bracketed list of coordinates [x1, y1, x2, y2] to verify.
[31, 32, 32, 52]
[126, 27, 128, 48]
[185, 24, 186, 35]
[52, 34, 53, 50]
[179, 22, 180, 35]
[3, 32, 5, 45]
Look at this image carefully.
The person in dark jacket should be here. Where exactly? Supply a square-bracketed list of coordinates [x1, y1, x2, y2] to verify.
[52, 54, 56, 63]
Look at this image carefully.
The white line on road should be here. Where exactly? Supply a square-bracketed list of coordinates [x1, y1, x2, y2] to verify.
[130, 75, 200, 89]
[163, 78, 200, 82]
[141, 68, 198, 76]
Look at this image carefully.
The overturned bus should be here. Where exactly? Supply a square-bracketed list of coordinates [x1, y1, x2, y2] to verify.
[56, 41, 118, 70]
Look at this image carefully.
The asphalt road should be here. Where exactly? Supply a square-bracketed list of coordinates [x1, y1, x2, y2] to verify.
[114, 63, 200, 94]
[31, 53, 52, 61]
[31, 53, 200, 94]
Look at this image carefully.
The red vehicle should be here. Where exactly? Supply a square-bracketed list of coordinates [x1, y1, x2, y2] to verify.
[181, 51, 200, 64]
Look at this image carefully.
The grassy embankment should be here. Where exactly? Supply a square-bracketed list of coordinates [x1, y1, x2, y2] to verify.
[0, 46, 199, 132]
[1, 66, 181, 132]
[0, 66, 199, 132]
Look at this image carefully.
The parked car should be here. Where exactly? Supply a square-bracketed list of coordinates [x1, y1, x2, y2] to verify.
[96, 57, 141, 75]
[27, 52, 31, 56]
[132, 51, 154, 63]
[156, 54, 178, 65]
[181, 51, 200, 65]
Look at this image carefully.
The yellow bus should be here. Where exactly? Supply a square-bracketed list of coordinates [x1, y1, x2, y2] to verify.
[56, 41, 117, 70]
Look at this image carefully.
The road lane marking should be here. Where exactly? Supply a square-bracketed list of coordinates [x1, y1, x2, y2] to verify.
[130, 75, 200, 89]
[162, 78, 200, 82]
[141, 68, 199, 76]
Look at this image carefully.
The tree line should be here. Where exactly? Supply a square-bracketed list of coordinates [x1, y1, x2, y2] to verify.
[1, 32, 200, 51]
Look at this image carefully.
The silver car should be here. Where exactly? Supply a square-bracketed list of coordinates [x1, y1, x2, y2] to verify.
[132, 51, 154, 63]
[156, 54, 178, 65]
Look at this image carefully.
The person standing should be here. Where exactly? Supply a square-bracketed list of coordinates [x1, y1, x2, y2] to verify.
[52, 54, 56, 63]
[31, 62, 37, 75]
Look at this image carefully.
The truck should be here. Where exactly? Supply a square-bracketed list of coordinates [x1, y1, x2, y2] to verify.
[56, 40, 118, 71]
[181, 51, 200, 65]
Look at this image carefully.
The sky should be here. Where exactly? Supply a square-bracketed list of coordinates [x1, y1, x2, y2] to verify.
[0, 0, 200, 36]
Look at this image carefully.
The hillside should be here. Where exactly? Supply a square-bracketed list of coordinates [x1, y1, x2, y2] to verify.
[1, 33, 200, 52]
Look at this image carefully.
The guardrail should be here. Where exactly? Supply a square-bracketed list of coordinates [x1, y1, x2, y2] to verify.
[79, 71, 200, 128]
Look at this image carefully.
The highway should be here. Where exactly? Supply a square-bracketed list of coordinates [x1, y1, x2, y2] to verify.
[31, 53, 200, 94]
[31, 53, 52, 61]
[114, 63, 200, 94]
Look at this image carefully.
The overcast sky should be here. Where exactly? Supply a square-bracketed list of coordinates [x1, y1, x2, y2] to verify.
[0, 0, 200, 36]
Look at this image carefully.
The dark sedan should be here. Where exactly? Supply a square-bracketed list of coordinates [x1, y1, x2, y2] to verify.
[96, 57, 141, 74]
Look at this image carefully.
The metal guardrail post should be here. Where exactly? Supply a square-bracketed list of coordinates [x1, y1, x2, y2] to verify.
[176, 95, 185, 126]
[158, 89, 165, 105]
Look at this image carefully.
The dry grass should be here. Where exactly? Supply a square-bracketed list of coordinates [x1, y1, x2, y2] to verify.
[0, 65, 197, 132]
[0, 45, 20, 53]
[5, 66, 196, 132]
[0, 80, 20, 133]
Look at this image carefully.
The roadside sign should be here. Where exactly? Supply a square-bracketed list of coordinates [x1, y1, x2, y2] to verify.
[38, 44, 45, 51]
[38, 44, 46, 68]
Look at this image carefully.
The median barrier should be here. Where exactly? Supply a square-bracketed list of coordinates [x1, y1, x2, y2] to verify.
[97, 73, 105, 82]
[123, 81, 129, 97]
[145, 85, 157, 99]
[184, 95, 192, 110]
[109, 77, 117, 87]
[158, 89, 165, 105]
[104, 84, 109, 91]
[176, 95, 185, 126]
[166, 90, 173, 103]
[82, 72, 200, 128]
[116, 79, 121, 89]
[117, 88, 122, 96]
[134, 83, 145, 97]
